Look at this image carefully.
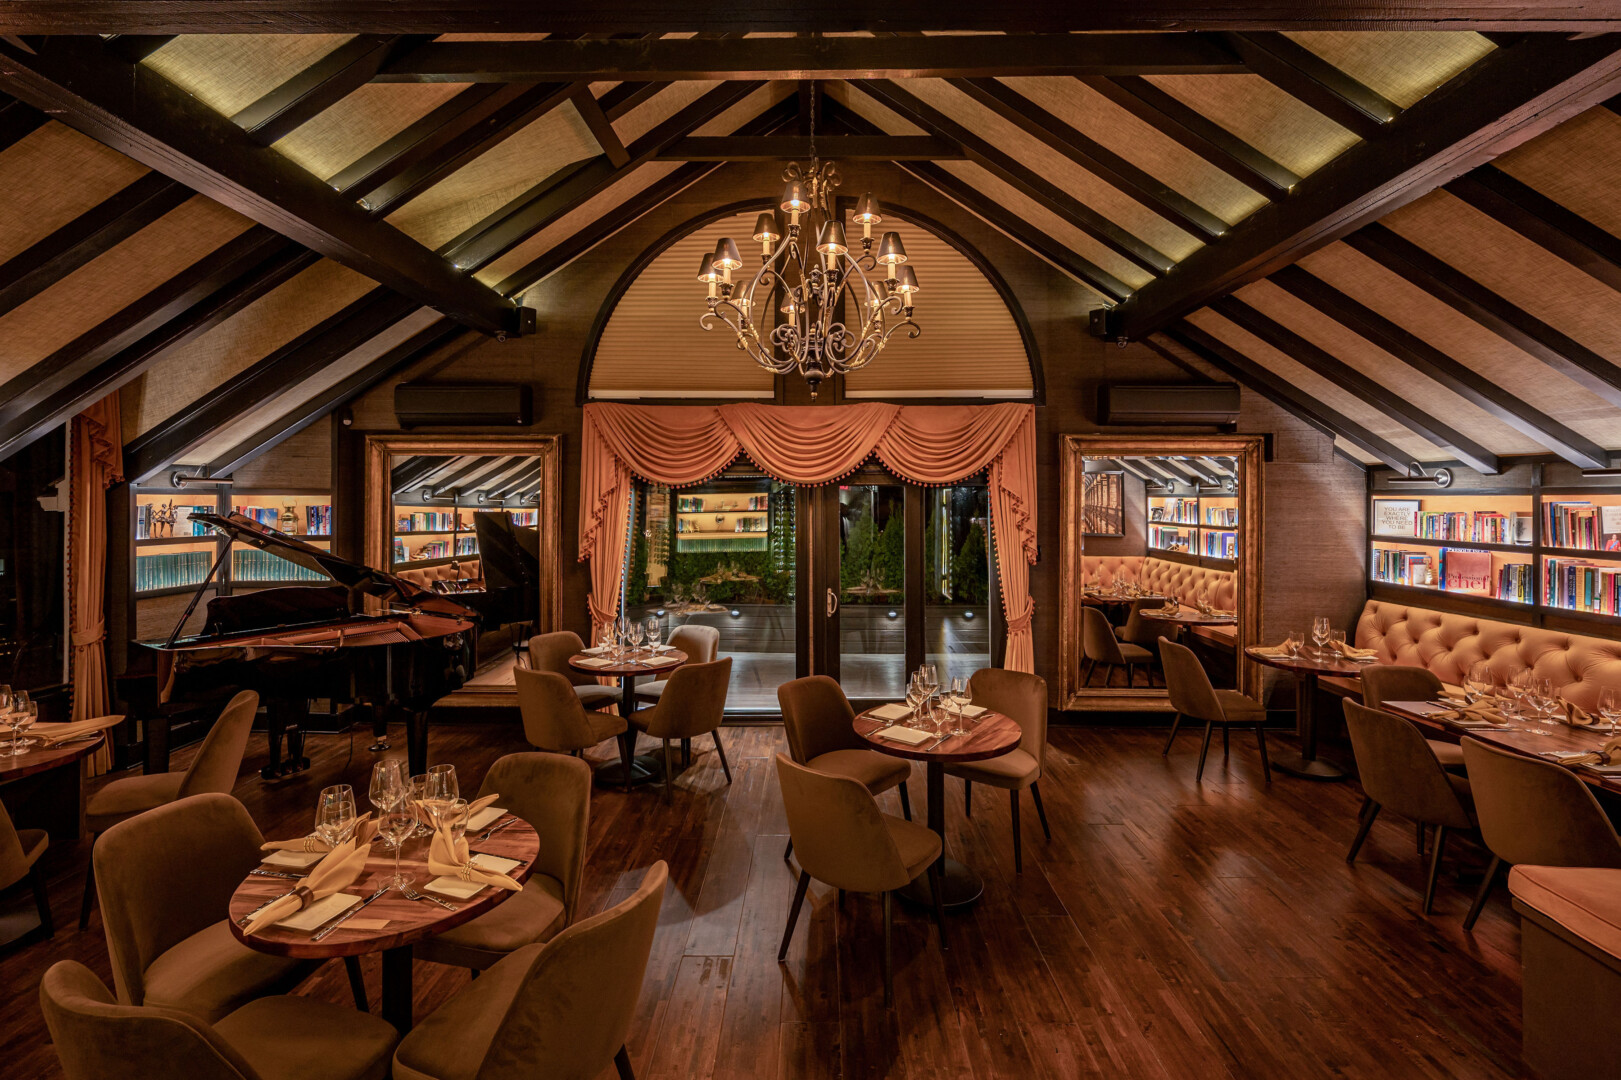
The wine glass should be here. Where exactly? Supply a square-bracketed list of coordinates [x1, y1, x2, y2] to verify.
[1311, 617, 1331, 659]
[0, 686, 11, 760]
[645, 615, 662, 652]
[949, 675, 971, 737]
[629, 621, 645, 659]
[314, 785, 357, 848]
[1282, 631, 1302, 658]
[1329, 629, 1347, 658]
[369, 760, 406, 814]
[408, 774, 433, 837]
[379, 806, 417, 890]
[905, 674, 925, 728]
[597, 625, 615, 655]
[1464, 661, 1492, 705]
[12, 699, 37, 752]
[1599, 687, 1621, 736]
[424, 764, 459, 828]
[443, 798, 470, 850]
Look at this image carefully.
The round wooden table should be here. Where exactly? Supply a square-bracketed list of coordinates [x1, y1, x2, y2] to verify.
[853, 706, 1021, 910]
[228, 816, 539, 1032]
[1138, 608, 1236, 628]
[568, 648, 688, 787]
[1244, 647, 1371, 781]
[0, 732, 105, 784]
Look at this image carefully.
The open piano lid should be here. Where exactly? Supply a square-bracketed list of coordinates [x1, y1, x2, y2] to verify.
[191, 511, 468, 612]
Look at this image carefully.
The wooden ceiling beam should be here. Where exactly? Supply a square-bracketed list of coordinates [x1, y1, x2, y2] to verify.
[206, 317, 462, 478]
[1123, 457, 1180, 485]
[391, 455, 449, 494]
[0, 171, 190, 317]
[651, 135, 962, 161]
[854, 79, 1173, 276]
[423, 454, 503, 495]
[1446, 165, 1621, 295]
[1103, 33, 1621, 340]
[1153, 323, 1413, 472]
[1269, 264, 1610, 469]
[1210, 294, 1500, 474]
[1080, 75, 1298, 199]
[232, 34, 433, 146]
[571, 84, 629, 168]
[1218, 32, 1398, 138]
[102, 35, 174, 62]
[0, 93, 44, 150]
[0, 36, 524, 335]
[0, 228, 316, 461]
[949, 77, 1227, 240]
[599, 81, 666, 122]
[1, 4, 1615, 34]
[125, 287, 421, 482]
[374, 33, 1245, 82]
[1346, 222, 1621, 409]
[441, 79, 765, 274]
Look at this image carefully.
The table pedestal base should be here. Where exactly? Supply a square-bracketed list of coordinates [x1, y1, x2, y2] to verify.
[1270, 750, 1348, 781]
[896, 857, 983, 910]
[593, 753, 665, 788]
[382, 945, 412, 1032]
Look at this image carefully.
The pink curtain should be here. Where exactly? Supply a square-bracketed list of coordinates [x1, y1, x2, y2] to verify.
[69, 392, 124, 774]
[580, 402, 1038, 672]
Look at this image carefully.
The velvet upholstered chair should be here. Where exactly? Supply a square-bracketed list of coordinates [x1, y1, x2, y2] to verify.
[1342, 701, 1477, 915]
[1357, 664, 1465, 770]
[415, 753, 591, 973]
[775, 754, 945, 1006]
[945, 668, 1050, 873]
[1082, 606, 1152, 688]
[1159, 638, 1271, 783]
[39, 960, 399, 1080]
[528, 630, 620, 712]
[629, 657, 733, 799]
[777, 675, 912, 863]
[514, 667, 632, 781]
[1459, 738, 1621, 931]
[81, 689, 258, 930]
[0, 795, 51, 942]
[635, 623, 720, 705]
[93, 793, 333, 1023]
[1113, 598, 1163, 684]
[392, 861, 668, 1080]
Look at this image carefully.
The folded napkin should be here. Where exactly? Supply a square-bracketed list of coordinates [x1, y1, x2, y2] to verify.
[575, 656, 614, 669]
[427, 819, 521, 893]
[877, 726, 934, 746]
[959, 704, 987, 718]
[644, 655, 679, 667]
[1547, 736, 1621, 768]
[1564, 700, 1598, 727]
[1329, 640, 1379, 661]
[261, 812, 379, 854]
[1431, 700, 1510, 726]
[1250, 642, 1296, 658]
[0, 715, 120, 746]
[243, 836, 371, 936]
[869, 703, 913, 722]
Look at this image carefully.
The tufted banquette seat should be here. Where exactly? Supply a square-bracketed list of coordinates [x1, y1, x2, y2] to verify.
[1082, 556, 1237, 642]
[395, 558, 482, 591]
[1353, 599, 1621, 711]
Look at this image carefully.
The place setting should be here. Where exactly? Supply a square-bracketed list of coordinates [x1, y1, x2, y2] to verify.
[859, 665, 984, 752]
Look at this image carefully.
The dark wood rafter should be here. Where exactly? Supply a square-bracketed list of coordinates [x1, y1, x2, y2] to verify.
[1218, 32, 1398, 139]
[440, 79, 766, 274]
[102, 35, 174, 62]
[477, 459, 539, 498]
[948, 77, 1227, 240]
[1103, 33, 1621, 340]
[1345, 223, 1621, 409]
[1446, 165, 1621, 295]
[1269, 263, 1611, 469]
[374, 33, 1246, 82]
[0, 228, 317, 461]
[423, 454, 503, 495]
[206, 317, 463, 477]
[391, 455, 448, 495]
[0, 36, 522, 335]
[0, 171, 190, 316]
[1080, 75, 1299, 199]
[1151, 456, 1206, 484]
[125, 287, 422, 482]
[1209, 294, 1500, 474]
[570, 84, 630, 168]
[0, 92, 44, 150]
[599, 81, 667, 121]
[490, 468, 541, 501]
[651, 135, 962, 161]
[1124, 457, 1180, 485]
[1154, 323, 1411, 471]
[853, 79, 1173, 275]
[232, 34, 434, 146]
[1109, 458, 1158, 484]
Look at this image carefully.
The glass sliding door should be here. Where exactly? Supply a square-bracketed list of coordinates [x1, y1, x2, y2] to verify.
[925, 483, 992, 689]
[836, 478, 907, 700]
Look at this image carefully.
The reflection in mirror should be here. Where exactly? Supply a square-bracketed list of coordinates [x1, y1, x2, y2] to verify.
[388, 452, 544, 692]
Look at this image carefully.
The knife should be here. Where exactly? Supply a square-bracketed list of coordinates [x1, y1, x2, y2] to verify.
[311, 886, 390, 941]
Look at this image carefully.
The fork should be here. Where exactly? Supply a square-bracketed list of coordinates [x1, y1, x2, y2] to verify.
[400, 883, 459, 912]
[476, 816, 520, 841]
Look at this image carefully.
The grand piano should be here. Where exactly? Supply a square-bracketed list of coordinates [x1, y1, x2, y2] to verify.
[131, 512, 477, 777]
[451, 510, 541, 635]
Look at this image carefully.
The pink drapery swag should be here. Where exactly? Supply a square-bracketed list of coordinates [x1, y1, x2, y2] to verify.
[69, 392, 124, 774]
[579, 402, 1037, 672]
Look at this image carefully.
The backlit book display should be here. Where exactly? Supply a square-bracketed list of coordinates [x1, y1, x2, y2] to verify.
[134, 487, 334, 597]
[1142, 491, 1239, 568]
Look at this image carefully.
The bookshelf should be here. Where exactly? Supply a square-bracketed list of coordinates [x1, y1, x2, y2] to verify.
[1145, 491, 1238, 569]
[131, 487, 334, 598]
[1367, 479, 1621, 626]
[389, 490, 537, 571]
[674, 484, 771, 553]
[230, 490, 331, 587]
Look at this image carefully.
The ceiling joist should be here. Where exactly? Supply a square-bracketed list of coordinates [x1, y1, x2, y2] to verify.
[232, 34, 432, 146]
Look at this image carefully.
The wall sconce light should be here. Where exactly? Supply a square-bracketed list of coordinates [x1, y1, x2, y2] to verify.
[1386, 463, 1453, 488]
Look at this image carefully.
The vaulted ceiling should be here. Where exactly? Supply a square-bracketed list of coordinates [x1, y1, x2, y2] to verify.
[0, 21, 1617, 484]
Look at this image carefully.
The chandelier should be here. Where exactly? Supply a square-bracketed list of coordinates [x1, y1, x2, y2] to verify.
[697, 131, 919, 397]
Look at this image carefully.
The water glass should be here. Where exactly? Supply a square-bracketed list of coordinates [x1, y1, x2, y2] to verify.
[380, 807, 417, 889]
[1283, 631, 1302, 657]
[12, 700, 36, 751]
[949, 676, 971, 737]
[369, 760, 406, 814]
[629, 621, 645, 657]
[646, 615, 662, 651]
[1599, 687, 1621, 735]
[1311, 616, 1331, 658]
[408, 774, 432, 837]
[314, 785, 357, 847]
[1464, 661, 1492, 704]
[423, 764, 459, 828]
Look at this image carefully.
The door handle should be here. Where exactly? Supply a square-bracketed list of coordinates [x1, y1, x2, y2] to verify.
[826, 587, 839, 616]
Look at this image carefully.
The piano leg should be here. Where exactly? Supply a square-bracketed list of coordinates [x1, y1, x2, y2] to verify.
[261, 698, 313, 780]
[405, 709, 429, 777]
[370, 708, 391, 753]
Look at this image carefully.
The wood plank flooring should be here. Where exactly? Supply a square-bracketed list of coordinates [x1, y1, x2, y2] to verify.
[0, 719, 1529, 1079]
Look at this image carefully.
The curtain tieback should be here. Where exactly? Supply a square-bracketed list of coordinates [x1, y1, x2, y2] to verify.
[1005, 602, 1034, 633]
[72, 622, 106, 648]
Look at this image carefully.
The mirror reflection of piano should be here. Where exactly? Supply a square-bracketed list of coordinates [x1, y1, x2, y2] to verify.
[127, 512, 476, 778]
[440, 511, 541, 636]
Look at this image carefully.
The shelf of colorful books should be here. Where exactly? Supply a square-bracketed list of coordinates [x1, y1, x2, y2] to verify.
[1370, 540, 1534, 605]
[1371, 493, 1534, 547]
[231, 492, 333, 539]
[1200, 496, 1239, 530]
[134, 492, 219, 540]
[1146, 495, 1200, 526]
[1540, 492, 1621, 554]
[1541, 552, 1621, 616]
[134, 540, 220, 595]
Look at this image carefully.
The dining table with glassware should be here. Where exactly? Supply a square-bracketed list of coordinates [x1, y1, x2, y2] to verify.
[568, 616, 688, 787]
[0, 686, 120, 842]
[851, 666, 1022, 909]
[228, 762, 537, 1032]
[1245, 623, 1370, 781]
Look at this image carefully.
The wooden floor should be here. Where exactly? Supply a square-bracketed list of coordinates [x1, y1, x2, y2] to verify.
[1, 718, 1530, 1079]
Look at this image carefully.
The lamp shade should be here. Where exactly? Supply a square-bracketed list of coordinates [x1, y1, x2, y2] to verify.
[695, 252, 718, 282]
[752, 212, 781, 243]
[853, 192, 882, 225]
[815, 219, 848, 256]
[896, 265, 919, 295]
[876, 231, 908, 266]
[780, 179, 810, 214]
[713, 237, 743, 271]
